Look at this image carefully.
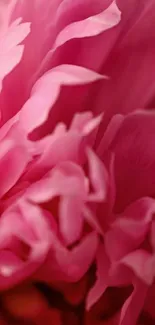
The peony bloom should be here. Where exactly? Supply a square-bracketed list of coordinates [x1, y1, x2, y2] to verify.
[0, 0, 154, 325]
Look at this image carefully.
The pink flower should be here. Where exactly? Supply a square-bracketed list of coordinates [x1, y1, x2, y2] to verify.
[0, 0, 154, 324]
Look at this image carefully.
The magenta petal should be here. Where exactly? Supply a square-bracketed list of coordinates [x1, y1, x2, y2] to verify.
[26, 161, 87, 203]
[109, 264, 133, 287]
[109, 111, 155, 211]
[0, 19, 30, 54]
[0, 200, 51, 255]
[59, 196, 83, 245]
[0, 250, 23, 278]
[36, 232, 98, 283]
[122, 250, 155, 285]
[93, 1, 155, 130]
[82, 114, 103, 136]
[28, 133, 83, 179]
[87, 148, 108, 202]
[0, 113, 19, 142]
[25, 113, 103, 181]
[0, 250, 45, 291]
[0, 138, 30, 198]
[70, 111, 93, 132]
[120, 279, 148, 325]
[18, 200, 51, 246]
[0, 0, 18, 33]
[20, 64, 104, 133]
[97, 114, 124, 156]
[105, 226, 135, 262]
[70, 111, 102, 136]
[53, 1, 121, 50]
[36, 0, 121, 77]
[55, 0, 118, 29]
[86, 244, 110, 310]
[105, 198, 155, 261]
[55, 232, 98, 282]
[0, 19, 30, 89]
[0, 202, 51, 290]
[83, 205, 103, 235]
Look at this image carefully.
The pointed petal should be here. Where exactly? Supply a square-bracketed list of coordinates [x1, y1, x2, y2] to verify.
[20, 65, 104, 133]
[54, 1, 121, 50]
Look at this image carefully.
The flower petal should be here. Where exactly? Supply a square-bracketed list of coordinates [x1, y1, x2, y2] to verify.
[105, 198, 155, 261]
[122, 250, 155, 285]
[35, 0, 121, 78]
[54, 1, 121, 50]
[87, 148, 108, 202]
[93, 1, 155, 132]
[0, 20, 30, 89]
[0, 138, 30, 198]
[86, 244, 110, 310]
[20, 65, 104, 133]
[59, 196, 83, 245]
[56, 232, 99, 282]
[26, 162, 87, 203]
[109, 111, 155, 211]
[120, 279, 148, 325]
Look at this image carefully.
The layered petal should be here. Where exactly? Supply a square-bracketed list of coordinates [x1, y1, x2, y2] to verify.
[38, 0, 121, 77]
[120, 278, 148, 325]
[105, 111, 155, 212]
[93, 0, 155, 134]
[20, 64, 104, 134]
[105, 198, 155, 261]
[0, 18, 30, 92]
[0, 1, 154, 324]
[37, 231, 99, 283]
[0, 200, 51, 290]
[86, 244, 110, 310]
